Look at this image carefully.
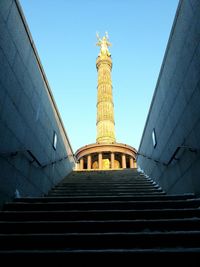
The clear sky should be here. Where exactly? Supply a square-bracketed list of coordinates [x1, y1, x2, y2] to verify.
[19, 0, 179, 153]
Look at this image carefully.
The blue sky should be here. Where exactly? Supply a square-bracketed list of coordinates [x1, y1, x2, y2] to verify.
[19, 0, 179, 153]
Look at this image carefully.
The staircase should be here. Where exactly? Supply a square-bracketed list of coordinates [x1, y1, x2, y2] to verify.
[1, 169, 200, 261]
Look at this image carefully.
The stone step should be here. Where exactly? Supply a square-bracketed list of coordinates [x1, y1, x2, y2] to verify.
[49, 189, 163, 194]
[56, 184, 157, 188]
[51, 185, 161, 190]
[47, 191, 166, 197]
[64, 170, 146, 177]
[0, 231, 200, 250]
[59, 178, 154, 182]
[4, 198, 200, 211]
[0, 248, 200, 264]
[0, 218, 200, 234]
[0, 208, 200, 221]
[66, 179, 152, 182]
[13, 194, 196, 203]
[59, 180, 153, 184]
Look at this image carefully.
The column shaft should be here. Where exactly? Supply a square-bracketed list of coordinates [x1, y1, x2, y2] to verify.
[98, 153, 102, 169]
[111, 152, 115, 169]
[87, 154, 92, 170]
[130, 157, 134, 168]
[122, 154, 126, 169]
[80, 158, 84, 170]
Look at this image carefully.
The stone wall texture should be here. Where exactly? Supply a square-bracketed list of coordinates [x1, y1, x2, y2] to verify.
[0, 0, 75, 206]
[137, 0, 200, 195]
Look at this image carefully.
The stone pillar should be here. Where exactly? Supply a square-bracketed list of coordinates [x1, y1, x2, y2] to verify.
[98, 153, 102, 170]
[122, 154, 126, 169]
[111, 152, 115, 169]
[76, 162, 80, 170]
[134, 161, 137, 168]
[130, 157, 134, 168]
[80, 158, 84, 170]
[87, 154, 92, 170]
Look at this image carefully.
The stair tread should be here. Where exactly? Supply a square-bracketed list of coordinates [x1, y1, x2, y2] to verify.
[8, 198, 200, 205]
[1, 247, 200, 253]
[1, 230, 200, 236]
[0, 218, 200, 233]
[1, 248, 200, 263]
[4, 199, 200, 212]
[2, 207, 200, 214]
[1, 208, 200, 221]
[1, 217, 200, 223]
[13, 194, 196, 202]
[2, 207, 200, 212]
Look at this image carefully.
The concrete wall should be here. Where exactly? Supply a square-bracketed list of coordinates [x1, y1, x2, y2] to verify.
[137, 0, 200, 195]
[0, 0, 75, 206]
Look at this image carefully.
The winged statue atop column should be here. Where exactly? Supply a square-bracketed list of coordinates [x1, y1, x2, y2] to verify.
[96, 31, 112, 57]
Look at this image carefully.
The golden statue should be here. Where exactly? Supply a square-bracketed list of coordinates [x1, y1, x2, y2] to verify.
[96, 32, 112, 57]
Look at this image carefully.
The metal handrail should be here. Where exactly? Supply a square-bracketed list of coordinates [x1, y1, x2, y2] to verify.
[137, 145, 198, 166]
[41, 155, 71, 168]
[0, 150, 72, 168]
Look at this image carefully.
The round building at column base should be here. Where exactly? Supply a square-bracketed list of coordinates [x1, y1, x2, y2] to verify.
[75, 143, 137, 170]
